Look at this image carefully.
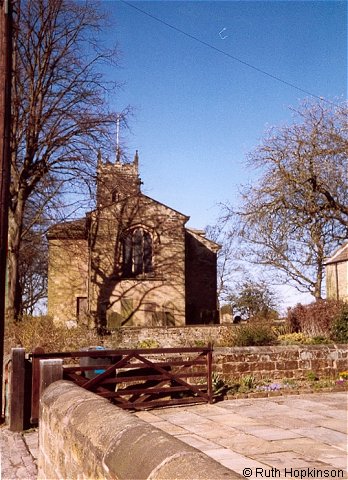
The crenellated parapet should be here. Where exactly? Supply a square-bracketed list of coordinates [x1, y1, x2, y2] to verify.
[96, 151, 141, 208]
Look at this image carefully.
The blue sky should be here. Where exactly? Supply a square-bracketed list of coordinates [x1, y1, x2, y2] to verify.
[98, 0, 347, 308]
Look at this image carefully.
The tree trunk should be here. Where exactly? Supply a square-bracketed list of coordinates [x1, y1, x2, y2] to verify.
[7, 191, 25, 320]
[313, 262, 323, 301]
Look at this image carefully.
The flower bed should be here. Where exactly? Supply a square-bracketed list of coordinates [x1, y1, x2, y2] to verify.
[213, 371, 348, 401]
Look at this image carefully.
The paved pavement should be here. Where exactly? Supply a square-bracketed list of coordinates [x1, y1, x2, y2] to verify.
[135, 392, 348, 479]
[0, 392, 347, 479]
[0, 427, 38, 480]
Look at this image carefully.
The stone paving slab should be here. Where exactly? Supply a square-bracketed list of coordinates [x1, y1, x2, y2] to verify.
[290, 426, 347, 450]
[275, 437, 345, 458]
[218, 434, 293, 456]
[205, 412, 266, 427]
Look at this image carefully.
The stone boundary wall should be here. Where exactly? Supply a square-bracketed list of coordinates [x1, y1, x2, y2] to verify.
[39, 381, 242, 480]
[112, 326, 347, 381]
[113, 324, 231, 348]
[213, 345, 348, 381]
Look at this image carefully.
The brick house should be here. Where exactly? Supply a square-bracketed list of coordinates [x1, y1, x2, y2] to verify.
[47, 152, 220, 329]
[325, 242, 348, 303]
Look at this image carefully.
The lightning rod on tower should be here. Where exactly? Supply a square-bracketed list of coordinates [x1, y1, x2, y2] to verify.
[116, 114, 121, 163]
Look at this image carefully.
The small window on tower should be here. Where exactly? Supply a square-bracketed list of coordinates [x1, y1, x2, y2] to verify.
[111, 189, 119, 202]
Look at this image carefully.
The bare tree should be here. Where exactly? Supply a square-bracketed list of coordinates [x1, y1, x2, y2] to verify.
[8, 0, 126, 319]
[19, 231, 47, 316]
[225, 100, 348, 300]
[205, 223, 245, 304]
[17, 188, 57, 316]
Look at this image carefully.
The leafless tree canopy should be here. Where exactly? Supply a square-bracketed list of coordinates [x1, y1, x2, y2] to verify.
[205, 223, 245, 304]
[225, 100, 348, 300]
[8, 0, 126, 319]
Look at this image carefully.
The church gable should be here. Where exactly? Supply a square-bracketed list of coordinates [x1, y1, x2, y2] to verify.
[89, 192, 188, 281]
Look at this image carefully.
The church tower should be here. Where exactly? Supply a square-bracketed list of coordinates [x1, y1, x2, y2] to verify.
[96, 151, 142, 208]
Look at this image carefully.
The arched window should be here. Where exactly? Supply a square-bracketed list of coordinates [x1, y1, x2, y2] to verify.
[123, 228, 153, 276]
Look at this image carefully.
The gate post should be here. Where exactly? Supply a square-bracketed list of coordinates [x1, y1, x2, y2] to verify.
[31, 346, 45, 425]
[39, 359, 63, 398]
[207, 344, 213, 403]
[9, 348, 25, 431]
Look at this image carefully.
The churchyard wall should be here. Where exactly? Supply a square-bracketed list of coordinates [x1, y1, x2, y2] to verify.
[213, 345, 347, 381]
[110, 326, 347, 382]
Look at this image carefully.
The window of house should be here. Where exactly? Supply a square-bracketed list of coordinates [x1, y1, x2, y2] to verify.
[123, 228, 153, 276]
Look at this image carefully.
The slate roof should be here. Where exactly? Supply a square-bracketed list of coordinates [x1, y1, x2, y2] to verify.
[47, 218, 86, 239]
[186, 228, 221, 253]
[325, 242, 348, 265]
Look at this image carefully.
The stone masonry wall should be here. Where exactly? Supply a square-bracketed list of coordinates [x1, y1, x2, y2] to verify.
[326, 262, 348, 302]
[112, 324, 230, 348]
[213, 345, 348, 381]
[185, 230, 219, 324]
[39, 381, 242, 480]
[47, 238, 88, 324]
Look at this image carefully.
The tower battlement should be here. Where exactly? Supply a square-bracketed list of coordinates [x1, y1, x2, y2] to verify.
[96, 151, 141, 208]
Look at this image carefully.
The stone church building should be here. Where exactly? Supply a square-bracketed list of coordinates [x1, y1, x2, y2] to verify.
[47, 152, 220, 330]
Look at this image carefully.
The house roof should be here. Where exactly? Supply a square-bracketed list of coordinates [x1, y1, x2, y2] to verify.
[47, 218, 86, 239]
[186, 228, 221, 253]
[325, 242, 348, 265]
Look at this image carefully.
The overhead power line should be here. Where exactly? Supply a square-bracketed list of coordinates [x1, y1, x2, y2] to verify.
[121, 0, 339, 107]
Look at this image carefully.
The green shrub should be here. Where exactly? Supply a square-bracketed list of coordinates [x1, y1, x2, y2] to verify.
[232, 320, 276, 346]
[331, 304, 348, 343]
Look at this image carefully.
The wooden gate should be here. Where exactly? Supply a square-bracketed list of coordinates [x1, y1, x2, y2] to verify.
[29, 346, 213, 423]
